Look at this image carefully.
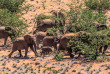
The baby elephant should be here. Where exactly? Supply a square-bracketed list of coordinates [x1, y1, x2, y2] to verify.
[41, 46, 52, 58]
[8, 35, 37, 58]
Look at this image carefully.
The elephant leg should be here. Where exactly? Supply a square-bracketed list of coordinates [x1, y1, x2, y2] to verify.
[58, 44, 64, 51]
[103, 45, 108, 54]
[18, 50, 23, 57]
[30, 45, 37, 57]
[53, 44, 57, 50]
[99, 46, 103, 53]
[37, 43, 39, 49]
[4, 37, 8, 46]
[67, 48, 74, 58]
[24, 47, 28, 58]
[8, 50, 16, 58]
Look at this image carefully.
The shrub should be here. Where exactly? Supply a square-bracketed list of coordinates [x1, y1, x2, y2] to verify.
[67, 8, 109, 60]
[0, 9, 27, 40]
[69, 30, 110, 60]
[46, 10, 66, 36]
[85, 0, 110, 10]
[68, 9, 107, 33]
[54, 49, 64, 61]
[0, 0, 25, 13]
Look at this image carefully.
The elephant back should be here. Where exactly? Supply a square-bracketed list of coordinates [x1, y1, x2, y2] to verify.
[37, 19, 55, 32]
[43, 36, 55, 46]
[60, 31, 86, 48]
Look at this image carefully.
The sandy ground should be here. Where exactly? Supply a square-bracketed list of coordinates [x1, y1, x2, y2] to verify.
[0, 0, 110, 74]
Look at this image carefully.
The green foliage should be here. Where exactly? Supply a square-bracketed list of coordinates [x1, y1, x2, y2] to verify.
[0, 0, 25, 13]
[69, 30, 110, 60]
[68, 9, 107, 33]
[54, 49, 64, 61]
[0, 9, 27, 40]
[46, 27, 58, 36]
[66, 4, 109, 60]
[46, 10, 66, 36]
[85, 0, 110, 10]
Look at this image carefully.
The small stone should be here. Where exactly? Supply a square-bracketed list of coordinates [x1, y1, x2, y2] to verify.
[96, 68, 102, 73]
[82, 64, 87, 67]
[72, 61, 79, 64]
[107, 64, 110, 67]
[35, 62, 40, 65]
[100, 64, 106, 67]
[77, 72, 81, 74]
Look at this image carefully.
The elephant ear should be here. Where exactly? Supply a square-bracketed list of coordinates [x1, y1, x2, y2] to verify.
[29, 37, 34, 45]
[24, 35, 32, 44]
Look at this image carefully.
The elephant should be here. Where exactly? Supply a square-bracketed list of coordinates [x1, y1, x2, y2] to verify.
[33, 19, 55, 33]
[0, 27, 15, 46]
[97, 24, 108, 31]
[8, 35, 37, 58]
[58, 31, 86, 58]
[35, 31, 48, 49]
[41, 46, 52, 58]
[43, 36, 60, 50]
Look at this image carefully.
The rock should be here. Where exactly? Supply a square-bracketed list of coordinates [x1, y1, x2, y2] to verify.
[100, 64, 107, 67]
[10, 72, 14, 74]
[71, 61, 79, 64]
[32, 58, 36, 61]
[0, 59, 4, 61]
[35, 62, 40, 65]
[82, 64, 87, 67]
[96, 68, 102, 73]
[77, 72, 81, 74]
[79, 68, 84, 71]
[60, 64, 65, 67]
[107, 64, 110, 67]
[12, 64, 17, 68]
[52, 63, 58, 65]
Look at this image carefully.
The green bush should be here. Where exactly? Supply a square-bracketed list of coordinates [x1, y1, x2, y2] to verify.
[68, 9, 107, 33]
[0, 9, 27, 40]
[0, 0, 25, 12]
[67, 8, 109, 60]
[46, 10, 66, 36]
[54, 49, 64, 61]
[85, 0, 110, 10]
[69, 30, 110, 60]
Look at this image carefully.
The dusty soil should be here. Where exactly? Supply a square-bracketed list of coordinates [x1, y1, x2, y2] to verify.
[0, 0, 110, 74]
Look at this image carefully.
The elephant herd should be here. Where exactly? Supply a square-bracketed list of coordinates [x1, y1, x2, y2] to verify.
[0, 11, 109, 59]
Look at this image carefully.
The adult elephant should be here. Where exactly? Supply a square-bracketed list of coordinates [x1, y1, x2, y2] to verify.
[8, 35, 37, 58]
[35, 31, 48, 49]
[33, 19, 55, 33]
[0, 27, 16, 46]
[43, 36, 60, 50]
[58, 31, 86, 58]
